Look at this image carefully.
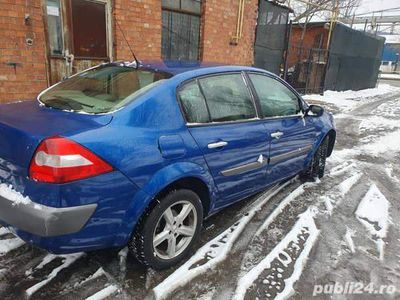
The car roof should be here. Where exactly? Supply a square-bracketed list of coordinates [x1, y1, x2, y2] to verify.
[139, 60, 223, 75]
[113, 60, 274, 77]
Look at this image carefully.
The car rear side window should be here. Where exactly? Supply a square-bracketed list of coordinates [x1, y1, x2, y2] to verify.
[178, 81, 210, 124]
[249, 73, 300, 118]
[198, 74, 256, 122]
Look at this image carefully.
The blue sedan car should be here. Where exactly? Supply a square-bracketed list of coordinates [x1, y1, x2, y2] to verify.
[0, 61, 335, 269]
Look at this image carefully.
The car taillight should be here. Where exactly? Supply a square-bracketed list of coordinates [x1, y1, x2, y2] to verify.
[29, 136, 113, 183]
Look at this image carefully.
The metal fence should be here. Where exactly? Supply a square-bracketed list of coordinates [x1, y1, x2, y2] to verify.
[324, 23, 385, 91]
[286, 45, 329, 94]
[284, 23, 385, 94]
[253, 0, 290, 75]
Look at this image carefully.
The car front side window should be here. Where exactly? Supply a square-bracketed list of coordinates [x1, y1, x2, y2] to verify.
[198, 74, 256, 122]
[249, 73, 301, 118]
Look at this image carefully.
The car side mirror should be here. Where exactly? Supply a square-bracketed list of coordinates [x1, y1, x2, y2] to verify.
[305, 105, 324, 117]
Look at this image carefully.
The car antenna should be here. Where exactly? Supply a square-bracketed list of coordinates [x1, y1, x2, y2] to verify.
[115, 19, 139, 66]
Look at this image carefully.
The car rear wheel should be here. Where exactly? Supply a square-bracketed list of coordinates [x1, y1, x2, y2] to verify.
[302, 137, 329, 181]
[129, 189, 203, 269]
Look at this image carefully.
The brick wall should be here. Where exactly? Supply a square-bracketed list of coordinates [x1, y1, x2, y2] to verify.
[113, 0, 162, 61]
[0, 0, 48, 103]
[0, 0, 259, 103]
[290, 26, 329, 49]
[287, 25, 329, 68]
[201, 0, 258, 65]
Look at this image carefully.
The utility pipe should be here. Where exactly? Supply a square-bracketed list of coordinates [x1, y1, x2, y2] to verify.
[232, 0, 245, 44]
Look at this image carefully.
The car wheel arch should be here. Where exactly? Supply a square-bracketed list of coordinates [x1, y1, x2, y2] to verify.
[313, 129, 336, 157]
[114, 162, 217, 246]
[149, 176, 211, 217]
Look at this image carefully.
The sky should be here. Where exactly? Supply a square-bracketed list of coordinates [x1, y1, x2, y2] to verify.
[356, 0, 400, 16]
[354, 0, 400, 34]
[290, 0, 400, 34]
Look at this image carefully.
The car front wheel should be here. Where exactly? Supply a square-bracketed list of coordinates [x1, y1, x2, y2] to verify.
[129, 189, 203, 269]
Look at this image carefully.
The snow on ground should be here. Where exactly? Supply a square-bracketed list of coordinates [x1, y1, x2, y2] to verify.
[26, 253, 85, 296]
[0, 227, 10, 236]
[361, 130, 400, 156]
[344, 227, 356, 254]
[338, 173, 363, 195]
[359, 115, 400, 133]
[355, 184, 390, 260]
[118, 246, 129, 276]
[303, 84, 400, 111]
[74, 267, 107, 288]
[85, 285, 119, 300]
[233, 207, 319, 300]
[385, 163, 400, 183]
[0, 237, 25, 255]
[153, 181, 293, 300]
[380, 73, 400, 80]
[254, 184, 306, 237]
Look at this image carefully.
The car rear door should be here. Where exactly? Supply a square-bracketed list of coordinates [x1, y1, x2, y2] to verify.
[247, 73, 317, 184]
[178, 73, 268, 206]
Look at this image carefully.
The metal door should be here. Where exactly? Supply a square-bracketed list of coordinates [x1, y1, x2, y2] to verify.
[189, 122, 269, 206]
[264, 116, 316, 184]
[44, 0, 113, 85]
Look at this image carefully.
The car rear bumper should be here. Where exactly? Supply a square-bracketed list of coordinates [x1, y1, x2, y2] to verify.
[0, 194, 97, 237]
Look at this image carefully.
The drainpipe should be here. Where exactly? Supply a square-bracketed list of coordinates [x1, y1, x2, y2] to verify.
[231, 0, 245, 45]
[326, 0, 339, 50]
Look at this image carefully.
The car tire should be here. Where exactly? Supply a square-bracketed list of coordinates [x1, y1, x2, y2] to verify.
[302, 137, 329, 181]
[129, 189, 203, 269]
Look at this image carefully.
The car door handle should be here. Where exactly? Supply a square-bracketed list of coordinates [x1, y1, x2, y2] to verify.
[271, 131, 284, 139]
[208, 141, 228, 149]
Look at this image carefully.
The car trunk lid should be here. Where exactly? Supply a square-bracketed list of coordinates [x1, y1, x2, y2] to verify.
[0, 100, 112, 178]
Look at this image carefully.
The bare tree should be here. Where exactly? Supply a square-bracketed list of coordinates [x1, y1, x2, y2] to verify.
[286, 0, 361, 50]
[289, 0, 361, 23]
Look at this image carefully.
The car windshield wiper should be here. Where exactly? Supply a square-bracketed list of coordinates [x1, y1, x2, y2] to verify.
[43, 96, 94, 111]
[43, 97, 78, 111]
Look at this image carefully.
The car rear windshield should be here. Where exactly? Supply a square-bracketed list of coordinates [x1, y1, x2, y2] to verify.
[39, 65, 171, 114]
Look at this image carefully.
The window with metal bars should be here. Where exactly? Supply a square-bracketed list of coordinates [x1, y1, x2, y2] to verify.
[161, 0, 201, 61]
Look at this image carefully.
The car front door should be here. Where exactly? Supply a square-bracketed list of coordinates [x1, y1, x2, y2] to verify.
[178, 73, 268, 206]
[247, 73, 317, 184]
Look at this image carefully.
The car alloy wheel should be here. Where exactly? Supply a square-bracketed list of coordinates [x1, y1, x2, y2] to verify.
[129, 189, 203, 269]
[152, 201, 197, 260]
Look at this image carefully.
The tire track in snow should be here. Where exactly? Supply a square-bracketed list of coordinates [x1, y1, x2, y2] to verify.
[153, 180, 295, 300]
[85, 284, 119, 300]
[0, 227, 25, 256]
[233, 207, 320, 300]
[235, 171, 363, 300]
[355, 183, 390, 260]
[26, 252, 85, 297]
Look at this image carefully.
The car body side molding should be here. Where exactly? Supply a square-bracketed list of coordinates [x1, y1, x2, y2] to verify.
[269, 145, 313, 165]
